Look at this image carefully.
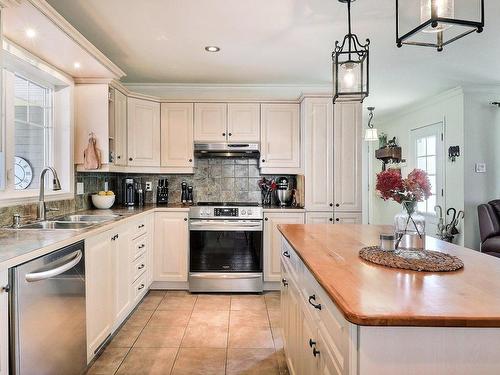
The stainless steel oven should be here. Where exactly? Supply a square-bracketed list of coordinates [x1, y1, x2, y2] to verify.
[189, 203, 263, 292]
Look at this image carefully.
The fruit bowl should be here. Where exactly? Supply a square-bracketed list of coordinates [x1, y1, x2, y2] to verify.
[91, 193, 115, 209]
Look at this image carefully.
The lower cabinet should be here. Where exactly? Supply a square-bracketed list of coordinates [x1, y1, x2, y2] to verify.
[264, 211, 305, 282]
[153, 211, 189, 282]
[0, 271, 8, 375]
[306, 212, 334, 224]
[334, 212, 362, 224]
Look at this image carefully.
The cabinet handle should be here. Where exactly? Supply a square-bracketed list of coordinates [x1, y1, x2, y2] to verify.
[336, 218, 340, 222]
[111, 234, 119, 241]
[313, 347, 320, 357]
[281, 278, 288, 287]
[264, 217, 268, 221]
[222, 132, 226, 136]
[228, 133, 232, 136]
[129, 157, 133, 161]
[308, 294, 322, 310]
[138, 264, 145, 270]
[189, 159, 193, 162]
[138, 224, 145, 229]
[309, 339, 316, 348]
[184, 218, 188, 221]
[335, 203, 340, 207]
[138, 283, 145, 291]
[261, 159, 266, 163]
[117, 155, 121, 159]
[138, 244, 145, 249]
[1, 285, 10, 293]
[283, 251, 290, 258]
[330, 203, 333, 207]
[329, 218, 333, 222]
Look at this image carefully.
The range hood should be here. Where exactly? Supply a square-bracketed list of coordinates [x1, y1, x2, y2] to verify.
[194, 143, 260, 158]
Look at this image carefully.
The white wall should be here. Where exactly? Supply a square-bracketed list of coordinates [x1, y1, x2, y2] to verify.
[368, 87, 465, 246]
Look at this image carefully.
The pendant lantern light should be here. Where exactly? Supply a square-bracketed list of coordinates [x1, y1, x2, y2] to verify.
[332, 0, 370, 103]
[364, 107, 378, 141]
[396, 0, 484, 52]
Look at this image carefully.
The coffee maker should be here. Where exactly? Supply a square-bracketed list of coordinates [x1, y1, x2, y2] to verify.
[123, 178, 136, 206]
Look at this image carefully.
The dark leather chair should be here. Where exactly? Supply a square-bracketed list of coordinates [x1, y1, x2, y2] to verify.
[478, 200, 500, 258]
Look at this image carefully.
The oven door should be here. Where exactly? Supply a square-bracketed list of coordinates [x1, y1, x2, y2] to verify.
[189, 219, 263, 273]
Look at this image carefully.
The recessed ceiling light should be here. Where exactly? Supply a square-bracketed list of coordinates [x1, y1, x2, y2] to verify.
[25, 28, 36, 38]
[205, 46, 220, 52]
[73, 62, 81, 69]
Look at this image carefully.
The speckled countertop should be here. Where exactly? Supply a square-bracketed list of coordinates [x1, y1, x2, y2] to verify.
[0, 204, 189, 270]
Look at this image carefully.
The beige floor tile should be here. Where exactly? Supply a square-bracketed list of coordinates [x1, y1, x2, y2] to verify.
[87, 347, 129, 375]
[228, 326, 274, 349]
[134, 325, 186, 348]
[181, 323, 228, 348]
[148, 290, 168, 297]
[157, 295, 197, 311]
[271, 327, 283, 349]
[264, 292, 281, 310]
[108, 324, 143, 348]
[148, 309, 191, 327]
[137, 294, 164, 311]
[268, 309, 281, 328]
[226, 348, 280, 375]
[275, 348, 290, 375]
[230, 295, 267, 311]
[229, 309, 270, 328]
[193, 295, 231, 311]
[167, 290, 192, 297]
[115, 347, 177, 375]
[125, 309, 154, 328]
[190, 309, 229, 326]
[171, 348, 226, 375]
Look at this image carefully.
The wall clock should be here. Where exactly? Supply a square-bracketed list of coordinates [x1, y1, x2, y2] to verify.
[14, 156, 33, 189]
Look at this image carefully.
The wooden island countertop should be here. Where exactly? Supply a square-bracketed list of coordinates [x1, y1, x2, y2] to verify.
[278, 224, 500, 327]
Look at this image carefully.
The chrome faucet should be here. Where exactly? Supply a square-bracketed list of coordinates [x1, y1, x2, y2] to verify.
[37, 166, 62, 220]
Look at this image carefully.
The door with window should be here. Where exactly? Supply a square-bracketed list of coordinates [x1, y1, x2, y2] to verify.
[410, 122, 444, 234]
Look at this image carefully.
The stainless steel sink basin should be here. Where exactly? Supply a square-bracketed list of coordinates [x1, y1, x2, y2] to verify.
[56, 214, 120, 223]
[19, 221, 95, 230]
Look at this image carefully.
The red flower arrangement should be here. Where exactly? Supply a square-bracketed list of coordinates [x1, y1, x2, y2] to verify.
[376, 168, 431, 204]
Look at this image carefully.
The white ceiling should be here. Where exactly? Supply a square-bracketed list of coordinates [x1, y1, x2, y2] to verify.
[44, 0, 500, 115]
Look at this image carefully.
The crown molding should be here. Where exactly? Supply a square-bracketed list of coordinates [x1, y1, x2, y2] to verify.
[26, 0, 126, 79]
[0, 0, 21, 7]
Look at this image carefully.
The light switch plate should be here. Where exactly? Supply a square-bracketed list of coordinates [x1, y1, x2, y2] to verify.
[76, 182, 84, 195]
[475, 163, 486, 173]
[145, 181, 153, 191]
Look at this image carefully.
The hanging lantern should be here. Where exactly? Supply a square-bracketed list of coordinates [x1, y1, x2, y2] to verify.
[364, 107, 378, 141]
[396, 0, 484, 52]
[332, 0, 370, 103]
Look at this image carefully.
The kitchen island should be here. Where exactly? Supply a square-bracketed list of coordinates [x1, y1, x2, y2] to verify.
[278, 224, 500, 375]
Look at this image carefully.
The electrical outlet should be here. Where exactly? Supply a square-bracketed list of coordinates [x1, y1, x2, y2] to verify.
[145, 181, 153, 191]
[475, 163, 486, 173]
[76, 182, 84, 195]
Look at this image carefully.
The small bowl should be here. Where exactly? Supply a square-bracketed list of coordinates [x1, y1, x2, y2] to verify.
[91, 194, 115, 209]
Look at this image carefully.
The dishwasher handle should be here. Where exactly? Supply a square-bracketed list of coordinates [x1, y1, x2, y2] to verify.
[25, 250, 83, 282]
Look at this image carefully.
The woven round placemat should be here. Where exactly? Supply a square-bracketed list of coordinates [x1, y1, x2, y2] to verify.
[359, 246, 464, 272]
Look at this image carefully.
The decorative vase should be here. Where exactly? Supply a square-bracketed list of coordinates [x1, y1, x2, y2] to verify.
[394, 201, 425, 250]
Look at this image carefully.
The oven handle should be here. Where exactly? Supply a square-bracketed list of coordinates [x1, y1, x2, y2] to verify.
[189, 272, 262, 280]
[189, 220, 263, 231]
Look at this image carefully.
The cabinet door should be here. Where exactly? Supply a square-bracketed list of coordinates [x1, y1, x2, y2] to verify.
[0, 271, 8, 375]
[264, 212, 305, 282]
[334, 212, 362, 224]
[127, 97, 161, 166]
[301, 310, 320, 375]
[287, 277, 303, 375]
[281, 264, 290, 353]
[85, 230, 114, 362]
[304, 98, 334, 211]
[260, 104, 300, 171]
[114, 89, 128, 166]
[306, 212, 334, 224]
[227, 103, 260, 142]
[161, 103, 194, 168]
[333, 103, 362, 211]
[318, 327, 343, 375]
[154, 212, 189, 282]
[113, 227, 132, 327]
[194, 103, 227, 142]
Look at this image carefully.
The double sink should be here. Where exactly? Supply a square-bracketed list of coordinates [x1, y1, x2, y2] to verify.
[17, 214, 120, 230]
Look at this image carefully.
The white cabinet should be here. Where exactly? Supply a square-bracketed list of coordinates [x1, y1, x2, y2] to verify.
[227, 103, 260, 142]
[333, 103, 362, 212]
[263, 211, 305, 282]
[306, 212, 334, 224]
[260, 104, 301, 173]
[161, 103, 194, 170]
[334, 212, 362, 224]
[303, 98, 334, 211]
[85, 230, 115, 362]
[112, 89, 128, 166]
[113, 226, 132, 327]
[194, 103, 227, 142]
[154, 212, 189, 282]
[127, 97, 161, 167]
[0, 271, 8, 375]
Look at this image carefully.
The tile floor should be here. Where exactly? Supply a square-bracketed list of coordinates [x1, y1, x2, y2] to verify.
[87, 291, 289, 375]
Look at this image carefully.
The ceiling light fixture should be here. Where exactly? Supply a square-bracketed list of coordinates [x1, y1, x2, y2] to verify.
[25, 28, 36, 38]
[73, 62, 81, 69]
[365, 107, 378, 142]
[205, 46, 220, 52]
[332, 0, 370, 104]
[396, 0, 484, 52]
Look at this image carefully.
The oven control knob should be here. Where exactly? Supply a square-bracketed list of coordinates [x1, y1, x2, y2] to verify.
[247, 209, 253, 216]
[241, 209, 246, 216]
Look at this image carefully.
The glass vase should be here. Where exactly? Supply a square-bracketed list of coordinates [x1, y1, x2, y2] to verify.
[394, 201, 425, 250]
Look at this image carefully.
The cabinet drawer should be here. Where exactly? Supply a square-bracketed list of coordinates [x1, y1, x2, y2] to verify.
[131, 218, 149, 239]
[132, 273, 148, 304]
[131, 233, 148, 260]
[132, 253, 147, 283]
[281, 239, 300, 279]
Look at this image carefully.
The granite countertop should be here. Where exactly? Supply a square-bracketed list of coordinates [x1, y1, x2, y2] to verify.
[279, 223, 500, 328]
[0, 204, 188, 270]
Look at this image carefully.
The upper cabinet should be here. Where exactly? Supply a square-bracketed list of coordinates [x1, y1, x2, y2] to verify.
[333, 102, 362, 212]
[260, 103, 301, 174]
[161, 103, 194, 171]
[227, 103, 260, 142]
[127, 97, 161, 167]
[194, 103, 227, 142]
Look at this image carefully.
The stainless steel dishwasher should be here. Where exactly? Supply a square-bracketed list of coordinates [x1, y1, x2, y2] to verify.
[9, 241, 86, 375]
